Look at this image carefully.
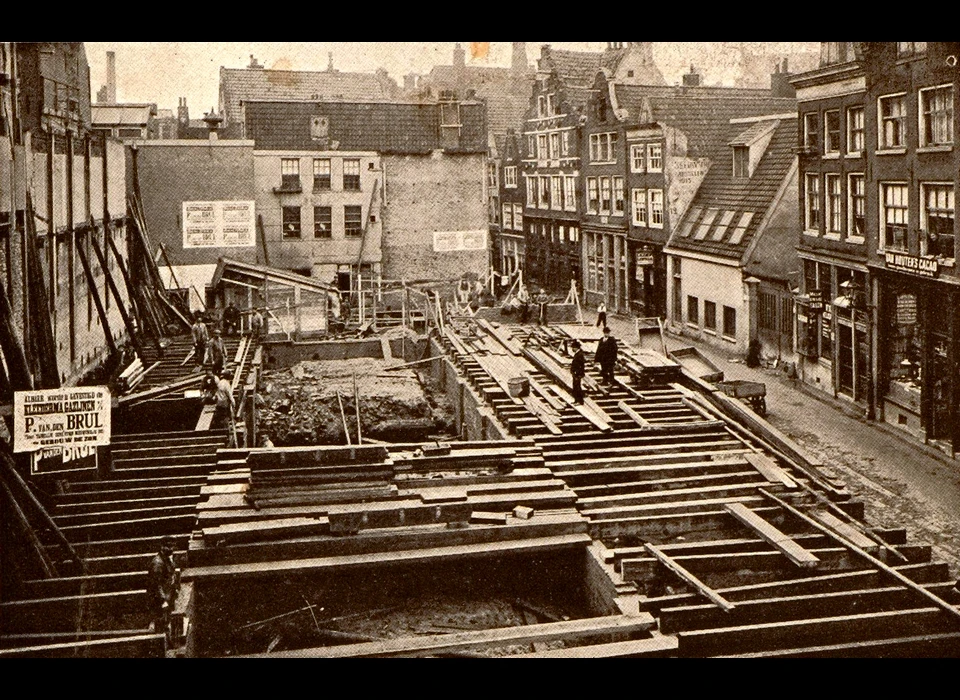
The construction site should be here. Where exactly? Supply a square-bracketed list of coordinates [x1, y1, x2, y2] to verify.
[3, 248, 960, 658]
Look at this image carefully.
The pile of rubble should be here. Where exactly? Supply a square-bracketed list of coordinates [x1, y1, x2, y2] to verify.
[258, 357, 454, 445]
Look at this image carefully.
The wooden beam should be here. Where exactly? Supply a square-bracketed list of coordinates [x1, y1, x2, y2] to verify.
[74, 230, 117, 354]
[617, 400, 651, 428]
[644, 543, 735, 612]
[240, 613, 655, 658]
[509, 634, 678, 658]
[0, 633, 166, 658]
[723, 502, 819, 568]
[88, 222, 143, 357]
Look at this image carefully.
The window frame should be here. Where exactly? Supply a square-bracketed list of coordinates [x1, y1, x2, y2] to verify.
[313, 158, 331, 190]
[563, 176, 577, 212]
[687, 295, 699, 326]
[613, 177, 625, 216]
[646, 143, 663, 172]
[599, 176, 612, 215]
[551, 175, 563, 211]
[504, 165, 518, 188]
[824, 109, 841, 154]
[919, 83, 954, 148]
[343, 205, 363, 238]
[342, 158, 361, 191]
[825, 173, 842, 235]
[880, 181, 910, 252]
[921, 182, 955, 260]
[630, 144, 646, 173]
[848, 173, 866, 241]
[732, 146, 749, 178]
[704, 300, 717, 331]
[805, 173, 821, 233]
[722, 305, 737, 340]
[648, 189, 664, 228]
[846, 106, 865, 154]
[803, 112, 819, 151]
[586, 177, 599, 214]
[280, 158, 301, 191]
[632, 188, 647, 226]
[313, 205, 332, 239]
[878, 93, 907, 150]
[281, 205, 302, 239]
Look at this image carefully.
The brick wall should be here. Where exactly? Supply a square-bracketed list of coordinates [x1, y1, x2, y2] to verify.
[382, 153, 488, 282]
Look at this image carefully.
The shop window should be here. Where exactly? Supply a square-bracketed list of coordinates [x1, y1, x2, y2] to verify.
[885, 291, 922, 409]
[923, 183, 955, 260]
[897, 42, 927, 57]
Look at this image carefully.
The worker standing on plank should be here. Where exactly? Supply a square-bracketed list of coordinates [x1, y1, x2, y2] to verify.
[146, 536, 179, 641]
[595, 325, 619, 385]
[191, 313, 209, 369]
[213, 368, 237, 446]
[206, 329, 227, 377]
[570, 340, 586, 405]
[517, 285, 530, 323]
[535, 288, 550, 326]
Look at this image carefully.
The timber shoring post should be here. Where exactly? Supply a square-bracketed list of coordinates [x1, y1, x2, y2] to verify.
[75, 229, 117, 355]
[88, 221, 142, 358]
[759, 488, 960, 626]
[24, 192, 60, 388]
[353, 373, 362, 445]
[336, 390, 352, 446]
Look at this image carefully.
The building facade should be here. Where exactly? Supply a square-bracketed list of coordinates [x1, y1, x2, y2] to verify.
[488, 129, 526, 283]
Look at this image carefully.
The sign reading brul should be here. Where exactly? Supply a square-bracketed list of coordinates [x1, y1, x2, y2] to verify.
[13, 387, 111, 455]
[884, 251, 938, 278]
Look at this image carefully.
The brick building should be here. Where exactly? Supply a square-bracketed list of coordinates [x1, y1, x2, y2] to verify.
[489, 128, 526, 282]
[1, 43, 131, 387]
[794, 42, 960, 453]
[664, 113, 800, 358]
[580, 66, 797, 317]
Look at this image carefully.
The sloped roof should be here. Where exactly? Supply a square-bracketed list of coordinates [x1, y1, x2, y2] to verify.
[542, 47, 628, 87]
[614, 84, 796, 159]
[243, 100, 487, 154]
[91, 104, 154, 126]
[421, 65, 534, 134]
[728, 119, 778, 147]
[668, 115, 798, 262]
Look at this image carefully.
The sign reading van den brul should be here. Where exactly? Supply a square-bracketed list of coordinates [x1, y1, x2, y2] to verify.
[183, 201, 256, 249]
[30, 445, 99, 475]
[13, 387, 111, 454]
[884, 251, 939, 278]
[433, 229, 488, 252]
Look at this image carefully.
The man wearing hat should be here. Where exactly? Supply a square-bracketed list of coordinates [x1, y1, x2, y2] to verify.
[595, 326, 619, 385]
[569, 340, 586, 405]
[206, 328, 227, 377]
[146, 536, 179, 639]
[213, 369, 237, 445]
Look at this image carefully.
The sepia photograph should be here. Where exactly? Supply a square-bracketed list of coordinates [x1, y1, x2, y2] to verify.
[1, 41, 959, 658]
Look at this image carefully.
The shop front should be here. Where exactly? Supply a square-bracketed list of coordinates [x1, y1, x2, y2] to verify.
[877, 266, 959, 450]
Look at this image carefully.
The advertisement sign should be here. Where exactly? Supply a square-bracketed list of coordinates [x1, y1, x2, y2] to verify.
[808, 289, 824, 313]
[433, 229, 488, 252]
[183, 201, 256, 249]
[884, 251, 938, 278]
[30, 445, 98, 475]
[13, 387, 111, 455]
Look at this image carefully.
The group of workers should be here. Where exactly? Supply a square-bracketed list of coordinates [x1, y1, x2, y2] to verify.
[515, 286, 552, 325]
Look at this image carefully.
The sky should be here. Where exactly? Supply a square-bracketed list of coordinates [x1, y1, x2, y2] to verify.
[83, 42, 820, 116]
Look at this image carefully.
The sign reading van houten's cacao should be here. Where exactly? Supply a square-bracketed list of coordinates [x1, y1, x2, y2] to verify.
[884, 251, 939, 278]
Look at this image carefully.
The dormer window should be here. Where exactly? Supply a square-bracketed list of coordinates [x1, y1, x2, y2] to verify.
[733, 147, 749, 178]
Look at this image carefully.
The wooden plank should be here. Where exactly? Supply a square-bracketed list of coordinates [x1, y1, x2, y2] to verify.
[0, 633, 166, 658]
[242, 612, 655, 658]
[380, 336, 393, 362]
[719, 631, 960, 658]
[617, 400, 651, 428]
[809, 509, 879, 551]
[644, 543, 735, 611]
[509, 634, 678, 658]
[743, 453, 797, 489]
[723, 502, 820, 568]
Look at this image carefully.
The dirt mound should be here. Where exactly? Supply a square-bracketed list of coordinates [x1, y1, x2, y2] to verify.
[259, 357, 454, 445]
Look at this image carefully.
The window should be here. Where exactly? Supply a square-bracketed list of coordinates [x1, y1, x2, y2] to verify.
[537, 95, 547, 117]
[504, 165, 517, 188]
[923, 183, 955, 259]
[613, 177, 625, 215]
[694, 209, 719, 240]
[282, 206, 301, 238]
[525, 176, 536, 207]
[344, 205, 363, 237]
[343, 159, 361, 190]
[897, 42, 927, 57]
[803, 112, 819, 151]
[821, 42, 854, 65]
[704, 300, 717, 330]
[711, 210, 736, 241]
[539, 176, 550, 209]
[313, 158, 331, 189]
[280, 158, 300, 190]
[920, 85, 953, 147]
[647, 143, 663, 172]
[648, 190, 664, 228]
[561, 131, 570, 156]
[587, 177, 599, 214]
[564, 176, 577, 212]
[546, 94, 555, 116]
[672, 257, 683, 321]
[722, 306, 737, 338]
[728, 211, 755, 245]
[487, 162, 499, 189]
[848, 174, 866, 239]
[826, 174, 842, 234]
[599, 177, 612, 214]
[630, 144, 646, 173]
[733, 146, 749, 178]
[589, 133, 618, 162]
[551, 175, 562, 211]
[513, 203, 523, 230]
[502, 203, 513, 231]
[879, 94, 906, 149]
[314, 206, 332, 238]
[847, 106, 864, 153]
[805, 174, 821, 231]
[632, 189, 647, 226]
[881, 183, 909, 251]
[549, 132, 561, 159]
[687, 295, 699, 325]
[527, 135, 536, 158]
[537, 134, 549, 160]
[824, 110, 841, 153]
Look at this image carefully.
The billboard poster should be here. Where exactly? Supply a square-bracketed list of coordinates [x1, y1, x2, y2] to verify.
[13, 386, 111, 455]
[30, 445, 99, 475]
[183, 201, 256, 249]
[433, 229, 488, 252]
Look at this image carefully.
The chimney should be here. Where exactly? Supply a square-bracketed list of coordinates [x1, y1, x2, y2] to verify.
[682, 64, 702, 87]
[327, 52, 335, 72]
[511, 42, 529, 75]
[105, 51, 117, 103]
[453, 43, 465, 69]
[248, 54, 263, 69]
[404, 73, 417, 92]
[770, 59, 795, 98]
[203, 108, 223, 141]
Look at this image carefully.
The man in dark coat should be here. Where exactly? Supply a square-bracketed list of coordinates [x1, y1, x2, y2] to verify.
[146, 536, 178, 637]
[191, 314, 209, 368]
[206, 329, 227, 377]
[594, 326, 619, 385]
[535, 288, 550, 326]
[570, 340, 586, 405]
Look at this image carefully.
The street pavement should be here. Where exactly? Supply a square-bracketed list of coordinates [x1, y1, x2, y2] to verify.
[598, 313, 960, 579]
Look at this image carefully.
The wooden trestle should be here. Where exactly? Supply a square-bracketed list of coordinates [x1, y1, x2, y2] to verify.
[2, 321, 958, 658]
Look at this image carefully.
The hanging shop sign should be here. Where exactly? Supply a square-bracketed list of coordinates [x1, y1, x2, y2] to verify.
[884, 251, 938, 278]
[13, 387, 111, 455]
[808, 289, 824, 313]
[636, 246, 655, 267]
[183, 201, 256, 249]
